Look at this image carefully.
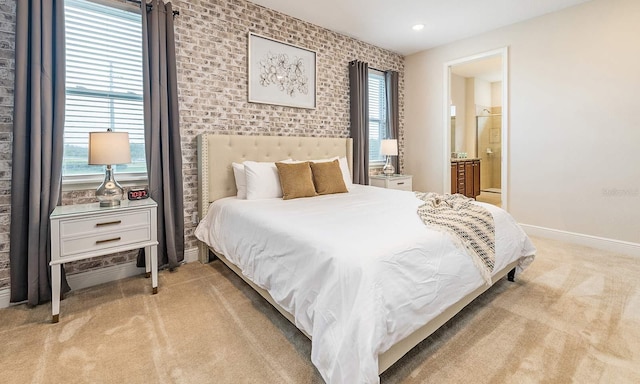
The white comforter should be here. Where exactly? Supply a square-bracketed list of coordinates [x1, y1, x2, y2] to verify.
[195, 185, 536, 383]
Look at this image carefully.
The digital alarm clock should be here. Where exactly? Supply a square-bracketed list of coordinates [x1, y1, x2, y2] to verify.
[128, 188, 149, 200]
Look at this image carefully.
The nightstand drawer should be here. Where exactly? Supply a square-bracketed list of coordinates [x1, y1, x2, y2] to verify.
[59, 210, 150, 237]
[60, 226, 151, 258]
[370, 175, 413, 191]
[387, 179, 412, 191]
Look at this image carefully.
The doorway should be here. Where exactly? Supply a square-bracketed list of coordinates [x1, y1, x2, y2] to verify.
[443, 48, 508, 210]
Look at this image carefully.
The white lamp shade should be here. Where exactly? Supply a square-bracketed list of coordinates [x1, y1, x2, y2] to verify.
[380, 139, 398, 156]
[88, 132, 131, 165]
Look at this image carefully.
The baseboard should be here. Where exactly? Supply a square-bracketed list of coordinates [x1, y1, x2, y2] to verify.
[0, 247, 199, 309]
[0, 288, 9, 309]
[184, 247, 199, 263]
[520, 224, 640, 258]
[67, 261, 142, 291]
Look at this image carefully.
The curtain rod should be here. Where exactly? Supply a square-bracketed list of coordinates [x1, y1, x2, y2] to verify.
[349, 60, 388, 73]
[127, 0, 180, 17]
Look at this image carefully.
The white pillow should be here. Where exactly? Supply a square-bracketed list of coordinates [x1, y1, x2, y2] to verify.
[244, 160, 288, 200]
[338, 157, 353, 187]
[232, 162, 247, 199]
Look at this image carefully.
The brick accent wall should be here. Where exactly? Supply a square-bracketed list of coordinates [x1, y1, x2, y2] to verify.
[0, 0, 404, 289]
[0, 0, 15, 290]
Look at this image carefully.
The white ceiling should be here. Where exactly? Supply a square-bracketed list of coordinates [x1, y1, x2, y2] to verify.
[249, 0, 593, 55]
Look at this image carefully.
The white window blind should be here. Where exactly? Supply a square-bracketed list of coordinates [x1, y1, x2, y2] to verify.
[63, 0, 146, 181]
[368, 70, 387, 164]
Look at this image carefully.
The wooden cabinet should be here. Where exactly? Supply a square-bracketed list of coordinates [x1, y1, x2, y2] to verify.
[473, 161, 481, 197]
[450, 162, 457, 194]
[451, 159, 481, 199]
[465, 161, 474, 197]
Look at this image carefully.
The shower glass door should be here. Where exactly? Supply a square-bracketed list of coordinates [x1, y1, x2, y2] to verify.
[476, 110, 501, 193]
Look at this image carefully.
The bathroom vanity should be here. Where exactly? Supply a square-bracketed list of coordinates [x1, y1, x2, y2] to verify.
[450, 158, 481, 199]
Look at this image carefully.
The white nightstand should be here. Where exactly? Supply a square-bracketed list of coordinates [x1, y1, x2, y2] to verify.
[49, 198, 158, 323]
[370, 174, 413, 191]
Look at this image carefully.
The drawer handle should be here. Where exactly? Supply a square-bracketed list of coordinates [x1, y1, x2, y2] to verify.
[96, 220, 122, 227]
[96, 237, 121, 245]
[397, 182, 405, 185]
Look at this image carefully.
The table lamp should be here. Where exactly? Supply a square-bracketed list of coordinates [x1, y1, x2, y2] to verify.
[88, 129, 131, 207]
[381, 139, 397, 176]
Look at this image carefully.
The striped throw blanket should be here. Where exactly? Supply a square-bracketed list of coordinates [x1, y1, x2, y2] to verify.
[415, 192, 495, 284]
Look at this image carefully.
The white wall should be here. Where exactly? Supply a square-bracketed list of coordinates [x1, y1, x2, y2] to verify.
[491, 82, 502, 107]
[473, 78, 492, 110]
[464, 78, 476, 156]
[404, 0, 640, 245]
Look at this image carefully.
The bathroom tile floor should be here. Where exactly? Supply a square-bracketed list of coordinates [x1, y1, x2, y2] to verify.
[476, 191, 501, 207]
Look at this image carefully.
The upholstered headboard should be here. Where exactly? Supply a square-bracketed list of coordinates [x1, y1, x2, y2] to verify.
[196, 134, 353, 261]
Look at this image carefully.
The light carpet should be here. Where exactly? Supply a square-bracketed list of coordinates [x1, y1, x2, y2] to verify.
[1, 236, 639, 383]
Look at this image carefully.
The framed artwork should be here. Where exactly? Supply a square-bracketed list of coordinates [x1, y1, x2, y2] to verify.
[248, 32, 316, 109]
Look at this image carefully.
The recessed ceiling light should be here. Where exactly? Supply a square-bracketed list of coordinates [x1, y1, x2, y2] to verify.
[412, 24, 425, 31]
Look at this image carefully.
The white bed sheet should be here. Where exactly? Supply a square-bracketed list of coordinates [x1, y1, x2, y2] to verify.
[195, 185, 536, 384]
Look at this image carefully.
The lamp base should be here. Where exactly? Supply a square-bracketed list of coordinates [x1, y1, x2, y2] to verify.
[96, 165, 124, 207]
[382, 156, 395, 176]
[99, 199, 122, 208]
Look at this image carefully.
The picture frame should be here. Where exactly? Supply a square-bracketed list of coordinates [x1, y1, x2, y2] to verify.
[248, 32, 316, 109]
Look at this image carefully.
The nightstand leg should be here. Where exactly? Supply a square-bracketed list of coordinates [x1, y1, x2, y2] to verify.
[149, 244, 158, 294]
[144, 247, 151, 277]
[51, 264, 61, 323]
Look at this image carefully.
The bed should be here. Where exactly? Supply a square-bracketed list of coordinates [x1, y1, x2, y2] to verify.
[195, 134, 536, 383]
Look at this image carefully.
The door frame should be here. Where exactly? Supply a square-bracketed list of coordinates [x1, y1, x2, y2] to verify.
[442, 47, 509, 211]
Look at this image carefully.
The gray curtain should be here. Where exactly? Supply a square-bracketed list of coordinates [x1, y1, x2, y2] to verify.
[138, 0, 184, 269]
[349, 60, 369, 185]
[10, 0, 70, 305]
[385, 70, 400, 173]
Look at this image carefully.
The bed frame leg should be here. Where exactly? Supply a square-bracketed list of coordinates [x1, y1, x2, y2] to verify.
[507, 268, 516, 282]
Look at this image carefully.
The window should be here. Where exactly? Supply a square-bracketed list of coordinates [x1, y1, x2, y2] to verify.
[368, 70, 387, 164]
[63, 0, 146, 183]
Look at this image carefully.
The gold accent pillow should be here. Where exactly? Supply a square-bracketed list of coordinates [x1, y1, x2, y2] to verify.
[310, 159, 348, 195]
[275, 161, 317, 200]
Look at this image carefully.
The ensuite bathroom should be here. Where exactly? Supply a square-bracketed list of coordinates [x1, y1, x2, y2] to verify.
[450, 64, 502, 206]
